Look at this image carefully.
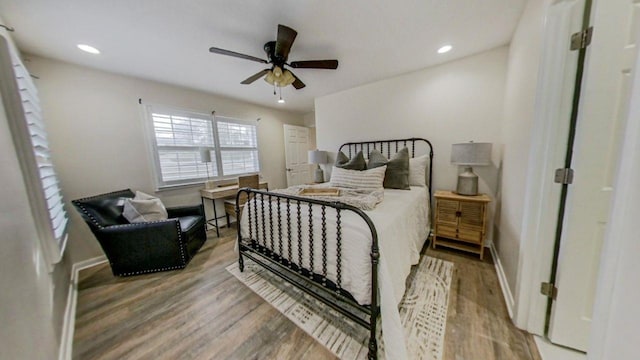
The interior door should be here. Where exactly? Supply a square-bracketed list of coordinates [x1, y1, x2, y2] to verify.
[283, 124, 311, 186]
[548, 0, 639, 350]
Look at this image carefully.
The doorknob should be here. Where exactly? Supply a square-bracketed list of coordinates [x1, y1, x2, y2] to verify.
[286, 168, 292, 171]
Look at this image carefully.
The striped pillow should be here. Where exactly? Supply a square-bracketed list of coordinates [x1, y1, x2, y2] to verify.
[329, 165, 387, 190]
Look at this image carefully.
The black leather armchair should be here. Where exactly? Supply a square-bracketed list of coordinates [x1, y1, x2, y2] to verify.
[72, 189, 207, 276]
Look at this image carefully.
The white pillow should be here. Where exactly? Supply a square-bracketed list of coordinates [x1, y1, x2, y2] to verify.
[123, 191, 168, 223]
[409, 155, 429, 187]
[329, 166, 387, 191]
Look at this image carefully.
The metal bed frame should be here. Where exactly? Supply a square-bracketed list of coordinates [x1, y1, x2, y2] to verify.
[235, 138, 433, 359]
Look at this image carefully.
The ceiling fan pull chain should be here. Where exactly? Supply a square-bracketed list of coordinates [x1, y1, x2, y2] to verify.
[273, 82, 276, 95]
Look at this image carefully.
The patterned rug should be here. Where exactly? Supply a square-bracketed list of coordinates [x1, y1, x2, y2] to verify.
[227, 255, 453, 359]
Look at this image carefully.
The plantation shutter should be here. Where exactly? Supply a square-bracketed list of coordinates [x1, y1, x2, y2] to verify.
[0, 35, 68, 265]
[149, 108, 217, 186]
[216, 116, 260, 175]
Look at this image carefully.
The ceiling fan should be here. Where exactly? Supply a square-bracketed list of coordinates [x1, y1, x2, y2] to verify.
[209, 24, 339, 91]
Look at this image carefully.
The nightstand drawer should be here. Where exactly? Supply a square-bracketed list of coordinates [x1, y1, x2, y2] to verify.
[436, 224, 458, 238]
[458, 228, 483, 243]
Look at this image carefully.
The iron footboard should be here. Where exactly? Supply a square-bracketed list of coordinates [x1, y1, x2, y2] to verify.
[235, 188, 380, 359]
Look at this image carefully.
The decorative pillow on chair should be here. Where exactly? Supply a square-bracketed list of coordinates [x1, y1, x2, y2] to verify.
[367, 148, 410, 190]
[409, 154, 430, 187]
[335, 150, 366, 170]
[329, 165, 386, 190]
[123, 191, 168, 223]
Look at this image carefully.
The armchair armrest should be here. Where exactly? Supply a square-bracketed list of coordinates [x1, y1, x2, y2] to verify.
[167, 204, 204, 218]
[96, 219, 189, 275]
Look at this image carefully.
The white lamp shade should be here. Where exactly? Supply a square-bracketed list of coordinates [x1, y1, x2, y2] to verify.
[308, 150, 328, 164]
[199, 148, 212, 163]
[451, 142, 492, 166]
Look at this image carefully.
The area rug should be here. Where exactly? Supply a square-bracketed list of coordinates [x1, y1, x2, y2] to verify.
[227, 256, 453, 359]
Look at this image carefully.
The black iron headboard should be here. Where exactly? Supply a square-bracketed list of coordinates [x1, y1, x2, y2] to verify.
[338, 137, 434, 198]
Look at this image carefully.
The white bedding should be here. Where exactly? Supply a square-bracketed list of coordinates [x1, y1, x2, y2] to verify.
[238, 186, 430, 359]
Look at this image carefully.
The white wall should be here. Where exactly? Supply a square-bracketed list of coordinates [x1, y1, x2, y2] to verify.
[0, 28, 70, 359]
[315, 46, 508, 238]
[303, 111, 316, 127]
[25, 55, 305, 265]
[495, 0, 551, 298]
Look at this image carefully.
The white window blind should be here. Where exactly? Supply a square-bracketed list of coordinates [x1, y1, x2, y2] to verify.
[217, 117, 260, 176]
[0, 35, 68, 266]
[146, 106, 259, 187]
[151, 111, 217, 184]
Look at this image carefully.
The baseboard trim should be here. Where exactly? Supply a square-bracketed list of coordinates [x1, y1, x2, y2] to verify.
[58, 255, 107, 360]
[490, 243, 515, 319]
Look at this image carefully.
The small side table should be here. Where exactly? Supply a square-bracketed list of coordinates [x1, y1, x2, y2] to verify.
[432, 190, 491, 259]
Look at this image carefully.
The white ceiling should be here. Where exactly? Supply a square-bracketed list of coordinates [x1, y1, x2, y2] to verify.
[0, 0, 526, 114]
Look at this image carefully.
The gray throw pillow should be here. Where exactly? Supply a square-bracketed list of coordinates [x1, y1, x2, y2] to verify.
[335, 150, 366, 170]
[369, 148, 410, 190]
[367, 149, 388, 169]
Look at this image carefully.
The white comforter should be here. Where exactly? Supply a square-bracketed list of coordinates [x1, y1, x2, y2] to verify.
[239, 186, 430, 359]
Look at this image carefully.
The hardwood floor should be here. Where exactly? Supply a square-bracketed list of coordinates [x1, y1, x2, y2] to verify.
[74, 228, 541, 360]
[426, 247, 541, 360]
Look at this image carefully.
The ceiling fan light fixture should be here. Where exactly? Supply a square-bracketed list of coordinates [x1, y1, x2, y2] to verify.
[264, 71, 276, 85]
[281, 70, 295, 86]
[264, 66, 295, 87]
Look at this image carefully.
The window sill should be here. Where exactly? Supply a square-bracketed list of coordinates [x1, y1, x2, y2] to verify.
[155, 173, 261, 192]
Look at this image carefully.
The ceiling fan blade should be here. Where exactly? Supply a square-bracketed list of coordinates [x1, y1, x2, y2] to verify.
[275, 24, 297, 59]
[241, 69, 271, 84]
[290, 60, 339, 69]
[209, 47, 267, 64]
[288, 71, 306, 89]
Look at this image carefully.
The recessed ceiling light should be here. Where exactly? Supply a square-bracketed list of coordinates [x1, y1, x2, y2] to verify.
[77, 44, 100, 54]
[437, 45, 452, 54]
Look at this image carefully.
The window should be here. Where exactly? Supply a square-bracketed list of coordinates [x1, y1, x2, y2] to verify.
[146, 106, 260, 187]
[0, 35, 68, 268]
[217, 118, 260, 175]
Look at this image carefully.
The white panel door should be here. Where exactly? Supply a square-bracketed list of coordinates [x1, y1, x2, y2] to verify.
[549, 0, 639, 350]
[283, 124, 311, 186]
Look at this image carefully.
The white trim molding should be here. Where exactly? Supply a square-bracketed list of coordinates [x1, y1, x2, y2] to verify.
[58, 256, 107, 360]
[512, 0, 585, 333]
[490, 243, 515, 318]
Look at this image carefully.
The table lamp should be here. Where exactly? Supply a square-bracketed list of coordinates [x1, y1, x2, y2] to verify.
[308, 150, 328, 183]
[450, 142, 492, 196]
[200, 148, 215, 188]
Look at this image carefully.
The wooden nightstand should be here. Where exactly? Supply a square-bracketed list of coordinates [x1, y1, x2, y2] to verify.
[432, 190, 491, 259]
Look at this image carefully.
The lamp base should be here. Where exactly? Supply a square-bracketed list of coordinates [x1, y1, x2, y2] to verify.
[455, 167, 479, 196]
[314, 167, 324, 183]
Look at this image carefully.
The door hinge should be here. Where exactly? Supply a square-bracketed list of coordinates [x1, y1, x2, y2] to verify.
[541, 282, 558, 300]
[554, 168, 574, 184]
[570, 27, 593, 51]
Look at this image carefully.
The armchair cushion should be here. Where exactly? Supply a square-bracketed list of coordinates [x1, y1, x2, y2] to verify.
[123, 191, 168, 223]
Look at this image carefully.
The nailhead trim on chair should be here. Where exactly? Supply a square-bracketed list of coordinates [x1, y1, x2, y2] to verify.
[107, 220, 187, 270]
[72, 189, 133, 229]
[74, 190, 191, 275]
[74, 202, 104, 229]
[118, 264, 186, 276]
